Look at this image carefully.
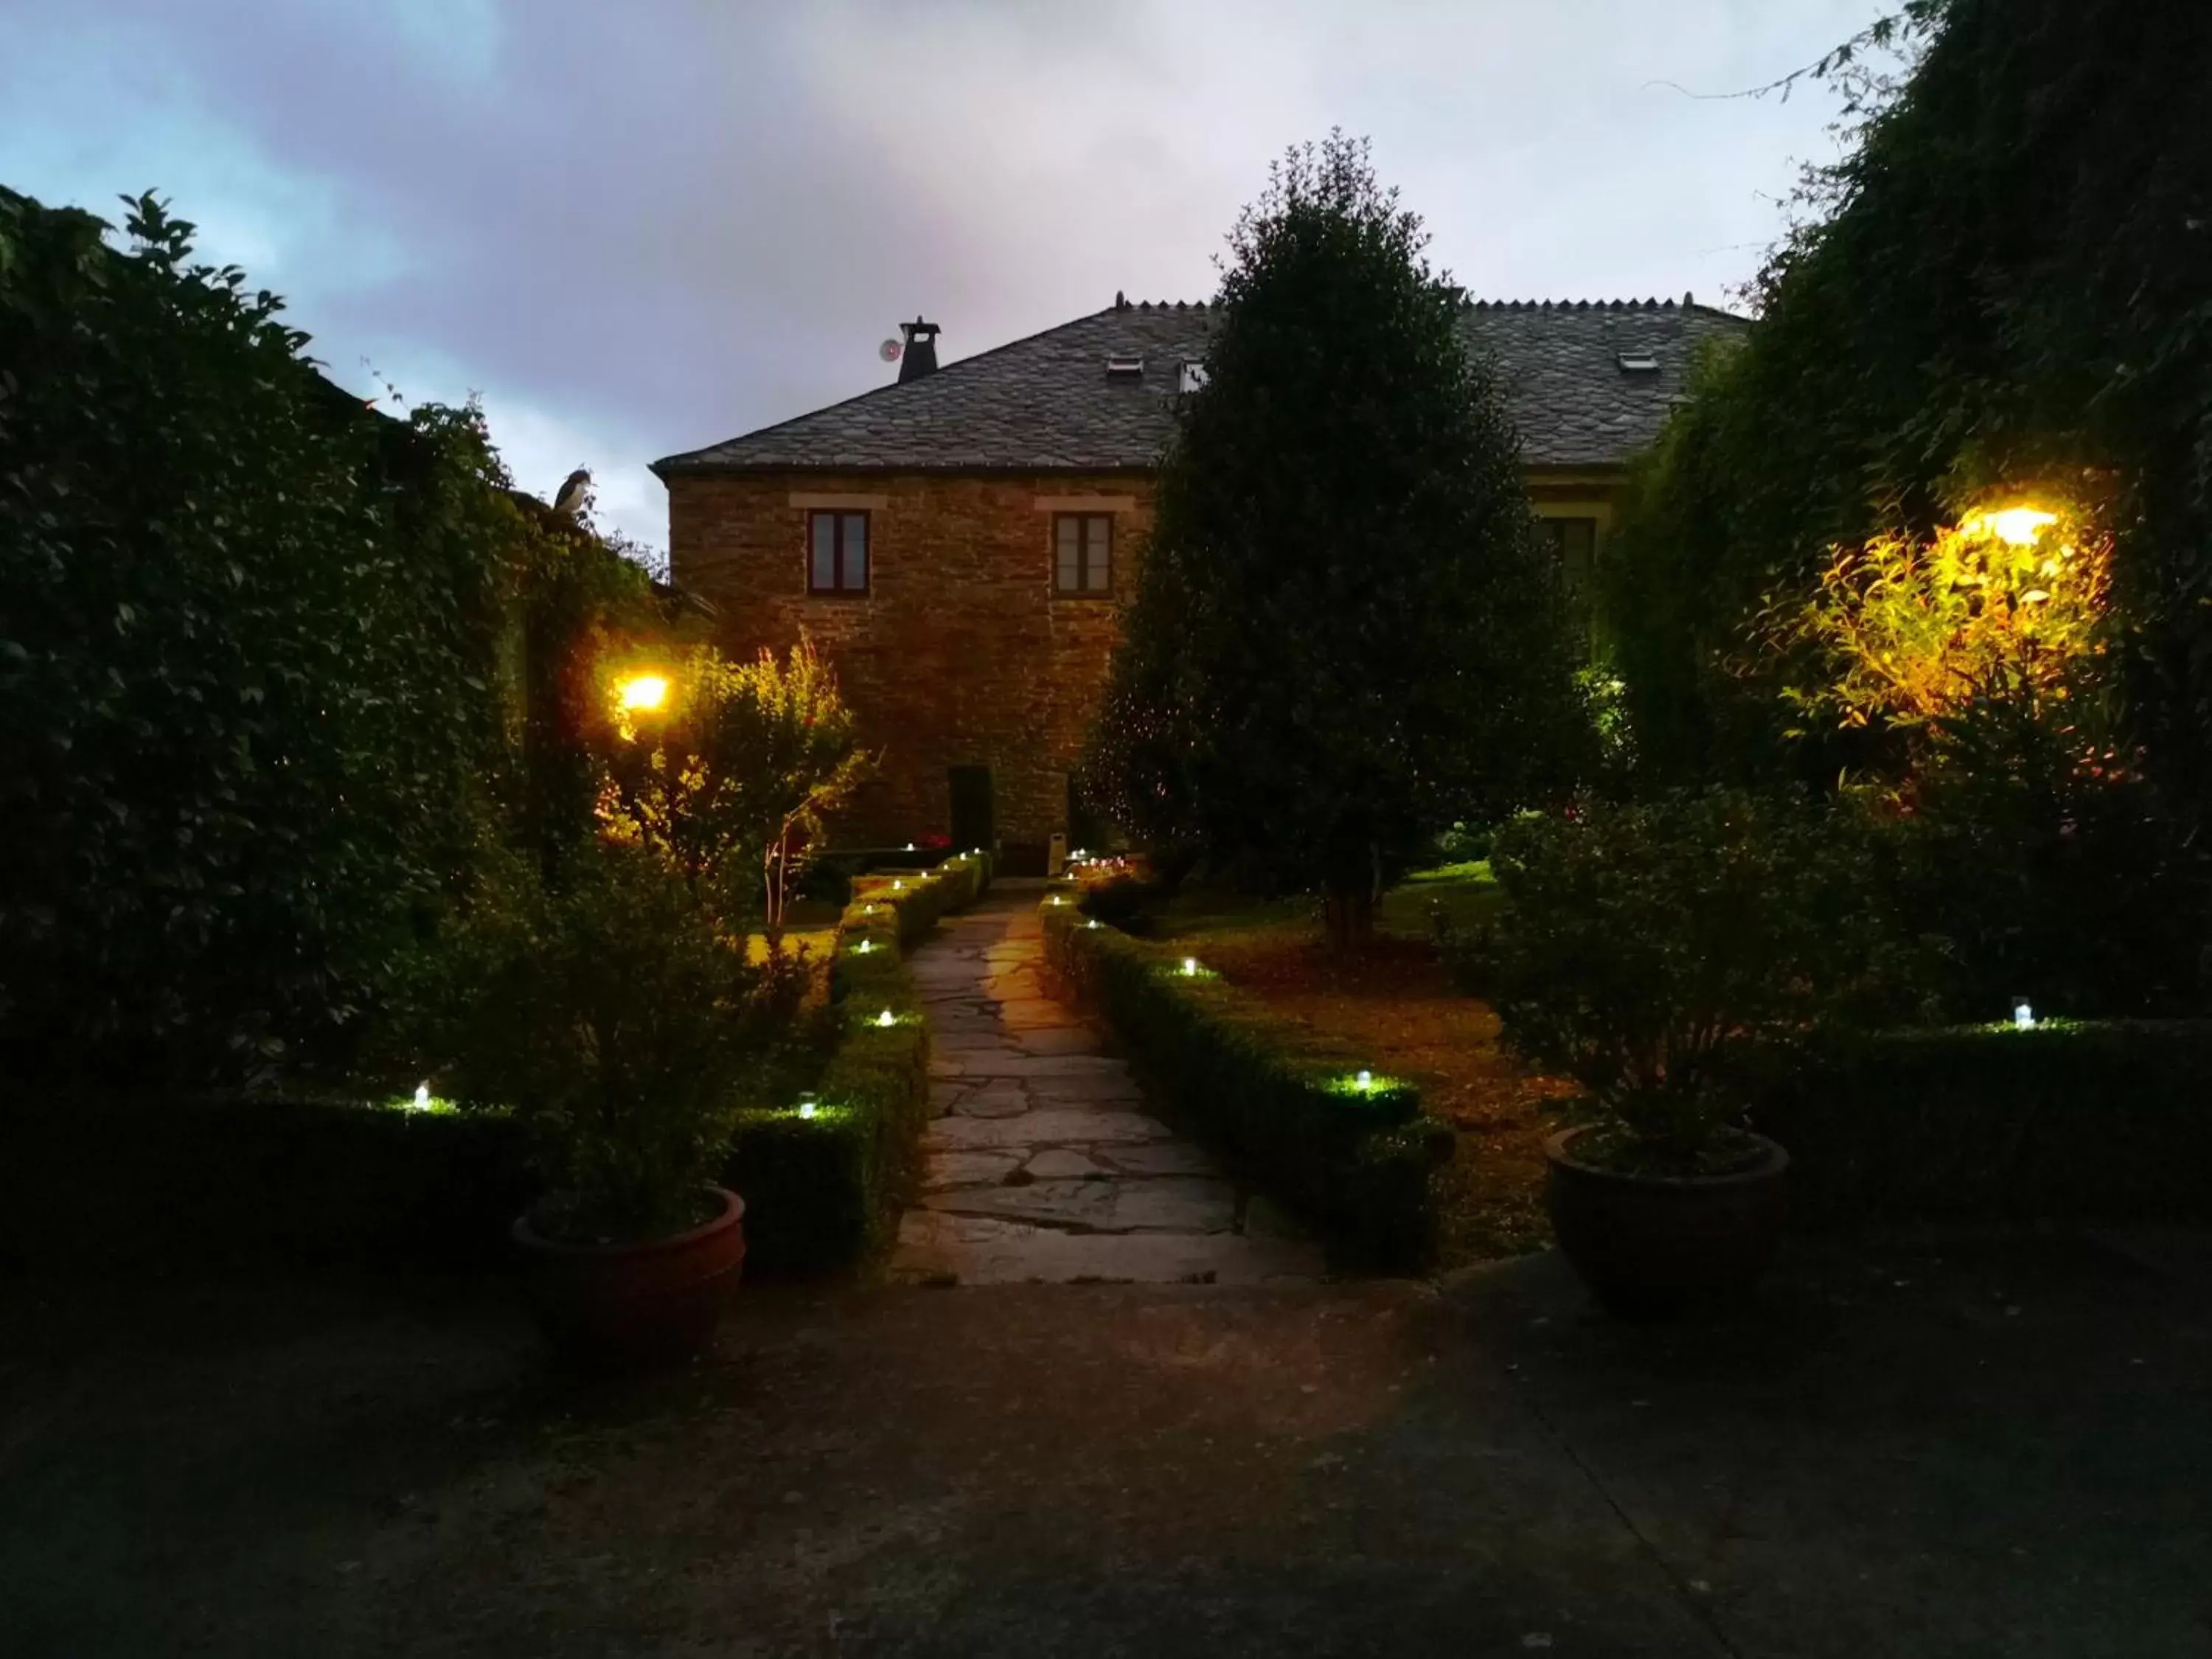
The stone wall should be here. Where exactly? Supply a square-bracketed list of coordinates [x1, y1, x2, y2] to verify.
[667, 470, 1156, 848]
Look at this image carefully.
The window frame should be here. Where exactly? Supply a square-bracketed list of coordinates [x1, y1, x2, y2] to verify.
[1052, 512, 1114, 598]
[806, 509, 872, 597]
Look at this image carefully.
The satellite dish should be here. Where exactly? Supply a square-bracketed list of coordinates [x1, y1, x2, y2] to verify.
[879, 338, 902, 363]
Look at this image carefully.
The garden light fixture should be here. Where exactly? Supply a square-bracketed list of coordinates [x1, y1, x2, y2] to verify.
[1086, 918, 1100, 930]
[799, 1093, 818, 1120]
[855, 938, 874, 954]
[1969, 507, 2058, 546]
[893, 879, 904, 891]
[1182, 956, 1199, 976]
[412, 1082, 431, 1111]
[905, 841, 917, 852]
[617, 672, 669, 712]
[877, 1008, 895, 1028]
[2013, 998, 2035, 1031]
[1356, 1070, 1373, 1092]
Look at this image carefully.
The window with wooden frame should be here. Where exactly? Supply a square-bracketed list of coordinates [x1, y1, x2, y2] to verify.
[1054, 512, 1113, 596]
[807, 509, 870, 596]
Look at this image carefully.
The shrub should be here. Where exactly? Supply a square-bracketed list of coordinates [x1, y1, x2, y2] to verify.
[1451, 791, 1885, 1172]
[1746, 1020, 2212, 1225]
[595, 636, 869, 938]
[386, 842, 805, 1243]
[1041, 893, 1450, 1268]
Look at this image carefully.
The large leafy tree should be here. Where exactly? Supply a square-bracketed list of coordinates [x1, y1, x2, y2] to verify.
[1086, 133, 1582, 945]
[0, 187, 653, 1082]
[1604, 0, 2212, 809]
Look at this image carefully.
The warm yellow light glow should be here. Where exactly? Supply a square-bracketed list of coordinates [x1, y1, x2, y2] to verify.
[1969, 507, 2058, 546]
[618, 673, 670, 712]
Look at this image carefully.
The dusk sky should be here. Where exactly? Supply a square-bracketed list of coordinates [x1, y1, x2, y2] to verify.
[1, 1, 1884, 555]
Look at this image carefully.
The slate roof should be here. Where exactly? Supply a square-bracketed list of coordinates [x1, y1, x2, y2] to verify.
[652, 297, 1749, 477]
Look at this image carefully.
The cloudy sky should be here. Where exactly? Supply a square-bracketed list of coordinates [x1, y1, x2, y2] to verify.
[1, 0, 1885, 554]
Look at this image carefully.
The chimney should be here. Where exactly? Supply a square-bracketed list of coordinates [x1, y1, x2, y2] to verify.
[898, 316, 941, 383]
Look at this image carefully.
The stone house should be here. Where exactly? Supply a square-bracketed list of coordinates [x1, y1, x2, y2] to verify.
[652, 293, 1747, 863]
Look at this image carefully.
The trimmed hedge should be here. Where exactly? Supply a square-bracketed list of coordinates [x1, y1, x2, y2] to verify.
[0, 853, 995, 1278]
[725, 852, 992, 1273]
[1039, 891, 1451, 1270]
[0, 1086, 534, 1273]
[1747, 1020, 2212, 1226]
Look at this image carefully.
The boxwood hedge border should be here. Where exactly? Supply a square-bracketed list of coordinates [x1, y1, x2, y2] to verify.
[1037, 889, 1452, 1271]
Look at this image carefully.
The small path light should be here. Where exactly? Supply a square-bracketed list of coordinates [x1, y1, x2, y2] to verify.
[877, 1008, 896, 1028]
[799, 1093, 818, 1121]
[412, 1082, 431, 1111]
[855, 938, 874, 955]
[1356, 1070, 1373, 1092]
[905, 841, 917, 852]
[1085, 918, 1100, 930]
[2013, 998, 2035, 1031]
[1182, 956, 1199, 976]
[893, 879, 905, 891]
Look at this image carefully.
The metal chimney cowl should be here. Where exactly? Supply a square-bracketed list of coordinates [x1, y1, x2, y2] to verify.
[898, 316, 940, 383]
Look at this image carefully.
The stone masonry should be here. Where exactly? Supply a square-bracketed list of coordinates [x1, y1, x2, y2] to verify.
[667, 471, 1154, 847]
[891, 888, 1322, 1286]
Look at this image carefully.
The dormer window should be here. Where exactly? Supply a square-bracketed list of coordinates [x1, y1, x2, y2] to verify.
[1178, 360, 1209, 394]
[1615, 352, 1660, 373]
[1104, 356, 1144, 381]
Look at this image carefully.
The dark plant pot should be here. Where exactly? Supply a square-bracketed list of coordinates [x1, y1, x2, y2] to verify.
[512, 1186, 746, 1371]
[1543, 1128, 1789, 1319]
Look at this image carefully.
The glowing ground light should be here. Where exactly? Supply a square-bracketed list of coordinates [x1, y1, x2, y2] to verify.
[2014, 999, 2035, 1031]
[1086, 919, 1100, 930]
[855, 939, 874, 954]
[905, 842, 917, 852]
[799, 1094, 818, 1120]
[1182, 956, 1199, 976]
[1356, 1070, 1373, 1092]
[877, 1009, 896, 1028]
[1050, 895, 1063, 905]
[1972, 507, 2059, 546]
[617, 672, 669, 712]
[893, 880, 905, 891]
[413, 1082, 431, 1110]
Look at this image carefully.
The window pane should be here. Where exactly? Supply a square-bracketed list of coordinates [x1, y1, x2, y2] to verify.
[810, 513, 836, 591]
[1056, 516, 1081, 592]
[1085, 516, 1112, 591]
[842, 513, 868, 590]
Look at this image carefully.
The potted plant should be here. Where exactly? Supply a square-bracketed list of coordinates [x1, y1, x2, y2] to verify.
[1460, 791, 1864, 1318]
[394, 841, 800, 1368]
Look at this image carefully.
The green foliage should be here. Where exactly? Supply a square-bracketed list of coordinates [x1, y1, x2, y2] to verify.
[596, 636, 868, 935]
[1041, 891, 1451, 1269]
[1452, 792, 1888, 1169]
[386, 842, 805, 1244]
[1747, 1020, 2212, 1225]
[1604, 0, 2212, 820]
[0, 184, 657, 1082]
[727, 852, 990, 1272]
[1085, 133, 1583, 936]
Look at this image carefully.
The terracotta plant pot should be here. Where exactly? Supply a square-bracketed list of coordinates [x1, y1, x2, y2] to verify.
[1543, 1127, 1789, 1319]
[512, 1186, 746, 1370]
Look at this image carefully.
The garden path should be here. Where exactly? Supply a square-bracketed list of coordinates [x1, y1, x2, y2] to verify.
[889, 886, 1324, 1285]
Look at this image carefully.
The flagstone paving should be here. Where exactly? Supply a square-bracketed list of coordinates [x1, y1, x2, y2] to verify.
[890, 888, 1325, 1286]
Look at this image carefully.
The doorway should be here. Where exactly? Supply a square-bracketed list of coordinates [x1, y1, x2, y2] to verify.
[948, 765, 995, 854]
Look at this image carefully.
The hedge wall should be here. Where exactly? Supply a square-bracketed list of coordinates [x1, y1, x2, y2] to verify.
[1039, 891, 1451, 1270]
[0, 854, 995, 1278]
[1748, 1019, 2212, 1226]
[723, 852, 992, 1273]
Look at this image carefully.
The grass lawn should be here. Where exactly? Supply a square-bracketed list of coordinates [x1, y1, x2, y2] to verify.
[1149, 863, 1573, 1268]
